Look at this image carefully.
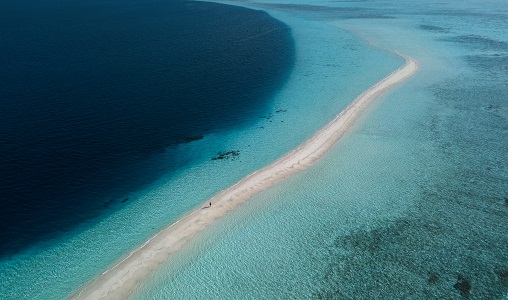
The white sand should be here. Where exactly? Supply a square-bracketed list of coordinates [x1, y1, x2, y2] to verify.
[69, 55, 418, 300]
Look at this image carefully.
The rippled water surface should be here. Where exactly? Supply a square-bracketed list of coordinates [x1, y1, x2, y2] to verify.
[1, 0, 507, 299]
[130, 0, 508, 299]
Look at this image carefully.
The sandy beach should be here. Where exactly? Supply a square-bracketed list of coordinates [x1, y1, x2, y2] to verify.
[69, 54, 418, 300]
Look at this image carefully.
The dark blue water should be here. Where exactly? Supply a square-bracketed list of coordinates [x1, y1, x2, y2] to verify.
[0, 0, 294, 257]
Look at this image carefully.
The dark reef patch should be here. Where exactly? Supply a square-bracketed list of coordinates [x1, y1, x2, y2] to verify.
[494, 268, 508, 282]
[212, 150, 241, 161]
[314, 71, 508, 299]
[443, 34, 508, 51]
[464, 54, 508, 77]
[419, 24, 448, 33]
[179, 135, 205, 144]
[427, 272, 439, 284]
[453, 274, 471, 297]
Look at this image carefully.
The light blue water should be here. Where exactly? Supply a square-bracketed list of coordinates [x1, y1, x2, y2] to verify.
[0, 1, 402, 300]
[0, 0, 295, 257]
[3, 0, 506, 298]
[129, 0, 508, 299]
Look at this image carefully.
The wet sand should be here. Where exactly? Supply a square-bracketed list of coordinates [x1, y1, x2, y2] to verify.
[69, 54, 418, 300]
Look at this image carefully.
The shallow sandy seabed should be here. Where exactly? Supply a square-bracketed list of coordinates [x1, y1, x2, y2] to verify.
[69, 51, 417, 299]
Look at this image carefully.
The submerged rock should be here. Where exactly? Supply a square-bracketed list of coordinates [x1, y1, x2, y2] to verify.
[453, 274, 471, 297]
[494, 268, 508, 282]
[180, 135, 204, 143]
[212, 150, 240, 161]
[103, 198, 114, 209]
[427, 272, 438, 284]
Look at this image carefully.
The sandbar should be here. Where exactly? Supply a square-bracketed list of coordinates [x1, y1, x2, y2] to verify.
[69, 54, 418, 300]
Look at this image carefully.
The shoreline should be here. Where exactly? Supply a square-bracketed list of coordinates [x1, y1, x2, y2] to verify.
[69, 54, 418, 300]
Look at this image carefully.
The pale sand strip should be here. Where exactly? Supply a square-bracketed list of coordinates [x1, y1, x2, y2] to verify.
[69, 55, 418, 300]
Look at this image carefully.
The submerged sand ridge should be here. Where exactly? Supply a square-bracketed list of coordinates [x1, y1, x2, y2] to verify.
[69, 55, 418, 300]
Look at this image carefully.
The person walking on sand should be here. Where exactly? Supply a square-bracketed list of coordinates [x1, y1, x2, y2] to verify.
[209, 202, 212, 207]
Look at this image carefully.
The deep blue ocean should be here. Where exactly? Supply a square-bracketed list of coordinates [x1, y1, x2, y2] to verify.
[0, 0, 294, 257]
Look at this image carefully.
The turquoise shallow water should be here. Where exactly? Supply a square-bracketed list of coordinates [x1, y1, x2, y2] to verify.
[2, 0, 507, 299]
[0, 1, 400, 299]
[0, 0, 295, 257]
[129, 0, 508, 299]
